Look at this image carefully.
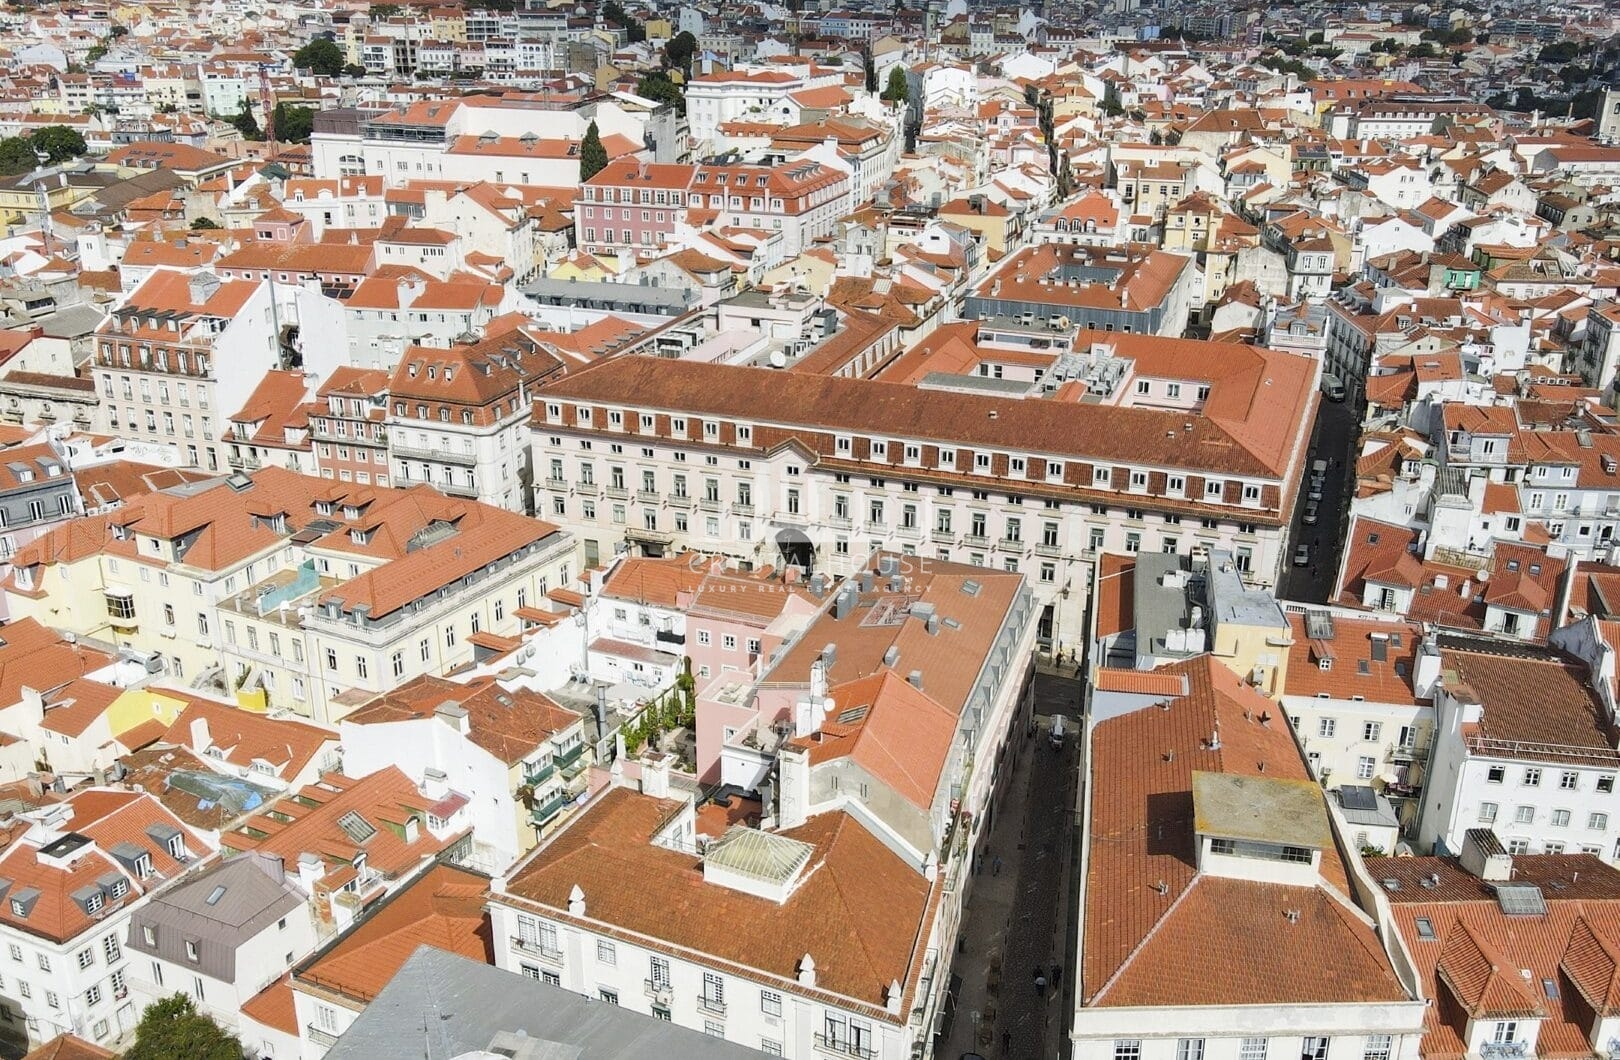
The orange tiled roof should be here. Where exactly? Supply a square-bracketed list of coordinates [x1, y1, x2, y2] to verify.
[504, 786, 932, 1011]
[1082, 656, 1408, 1009]
[294, 862, 491, 1003]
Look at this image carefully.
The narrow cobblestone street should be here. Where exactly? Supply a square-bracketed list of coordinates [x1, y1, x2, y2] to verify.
[937, 668, 1081, 1060]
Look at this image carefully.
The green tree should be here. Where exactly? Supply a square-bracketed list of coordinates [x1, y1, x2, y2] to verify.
[635, 72, 685, 114]
[190, 216, 221, 230]
[229, 105, 260, 140]
[343, 63, 367, 77]
[293, 37, 345, 77]
[30, 125, 86, 162]
[1539, 40, 1579, 64]
[602, 0, 645, 42]
[370, 2, 402, 16]
[0, 137, 37, 176]
[579, 120, 608, 182]
[664, 30, 698, 77]
[881, 64, 909, 103]
[272, 102, 316, 143]
[126, 995, 241, 1060]
[85, 44, 108, 63]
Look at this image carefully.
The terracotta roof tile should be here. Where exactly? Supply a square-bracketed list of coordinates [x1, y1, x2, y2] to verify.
[343, 676, 579, 766]
[295, 863, 491, 1003]
[1082, 656, 1407, 1008]
[504, 787, 932, 1010]
[1374, 853, 1620, 1056]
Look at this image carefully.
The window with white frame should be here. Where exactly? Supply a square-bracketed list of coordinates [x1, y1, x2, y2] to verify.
[701, 971, 725, 1012]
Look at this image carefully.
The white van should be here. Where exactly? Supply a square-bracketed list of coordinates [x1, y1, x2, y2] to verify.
[1049, 714, 1068, 748]
[1322, 374, 1347, 402]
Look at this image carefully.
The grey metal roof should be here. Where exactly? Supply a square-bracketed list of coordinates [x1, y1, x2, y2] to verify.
[125, 852, 305, 984]
[326, 947, 769, 1060]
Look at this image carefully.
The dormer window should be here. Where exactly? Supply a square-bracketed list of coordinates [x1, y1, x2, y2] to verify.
[142, 925, 155, 945]
[185, 939, 199, 962]
[9, 900, 22, 918]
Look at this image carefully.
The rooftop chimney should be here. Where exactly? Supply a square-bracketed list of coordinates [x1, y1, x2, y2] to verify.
[568, 884, 586, 917]
[187, 271, 221, 308]
[188, 716, 212, 754]
[1460, 827, 1513, 882]
[640, 751, 671, 799]
[797, 953, 816, 987]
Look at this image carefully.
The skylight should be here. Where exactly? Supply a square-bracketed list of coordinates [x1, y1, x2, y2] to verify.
[336, 811, 377, 845]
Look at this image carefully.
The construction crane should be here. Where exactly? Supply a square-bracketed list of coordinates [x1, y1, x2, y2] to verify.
[259, 63, 277, 155]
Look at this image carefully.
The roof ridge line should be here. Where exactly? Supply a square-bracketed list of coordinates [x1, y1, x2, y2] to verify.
[1089, 871, 1202, 1005]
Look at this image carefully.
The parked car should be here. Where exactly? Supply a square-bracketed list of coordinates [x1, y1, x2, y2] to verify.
[1294, 544, 1311, 567]
[1303, 501, 1320, 525]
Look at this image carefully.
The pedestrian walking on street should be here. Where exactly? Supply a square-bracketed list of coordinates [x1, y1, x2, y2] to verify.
[992, 855, 1003, 876]
[1035, 974, 1047, 998]
[1051, 963, 1062, 986]
[1002, 1031, 1011, 1054]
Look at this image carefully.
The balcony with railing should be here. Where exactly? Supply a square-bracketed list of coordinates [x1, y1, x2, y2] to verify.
[1034, 541, 1062, 558]
[667, 494, 694, 509]
[556, 742, 586, 774]
[511, 934, 563, 962]
[1387, 742, 1428, 764]
[813, 1034, 877, 1059]
[524, 760, 555, 785]
[997, 536, 1026, 553]
[1464, 732, 1620, 766]
[393, 443, 477, 466]
[962, 533, 989, 549]
[530, 790, 568, 826]
[574, 481, 600, 497]
[697, 995, 726, 1017]
[636, 490, 661, 505]
[307, 1025, 341, 1049]
[698, 496, 722, 512]
[1479, 1043, 1528, 1059]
